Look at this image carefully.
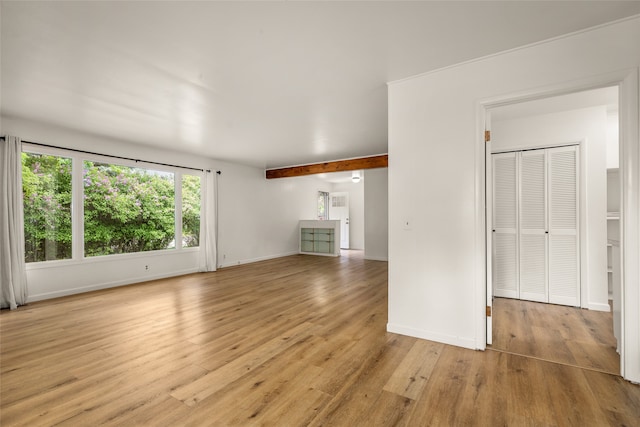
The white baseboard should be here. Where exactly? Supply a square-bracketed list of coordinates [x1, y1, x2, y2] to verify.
[217, 251, 299, 269]
[386, 323, 478, 350]
[364, 255, 388, 261]
[28, 268, 198, 302]
[588, 302, 612, 312]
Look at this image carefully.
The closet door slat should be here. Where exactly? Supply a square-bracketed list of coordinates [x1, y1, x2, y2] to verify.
[493, 152, 518, 298]
[548, 146, 580, 307]
[519, 150, 548, 303]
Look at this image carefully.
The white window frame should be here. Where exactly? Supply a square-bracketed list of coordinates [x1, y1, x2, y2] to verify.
[22, 144, 202, 268]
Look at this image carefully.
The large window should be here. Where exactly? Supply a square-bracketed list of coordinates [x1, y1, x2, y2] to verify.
[83, 161, 176, 257]
[22, 152, 72, 262]
[21, 147, 202, 263]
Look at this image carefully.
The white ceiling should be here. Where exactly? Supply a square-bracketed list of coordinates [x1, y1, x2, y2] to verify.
[2, 1, 639, 169]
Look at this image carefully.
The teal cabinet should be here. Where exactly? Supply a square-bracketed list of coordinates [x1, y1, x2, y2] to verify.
[299, 220, 340, 257]
[301, 228, 335, 254]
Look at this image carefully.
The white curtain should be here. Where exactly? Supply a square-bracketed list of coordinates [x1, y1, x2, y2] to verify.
[198, 170, 217, 272]
[1, 136, 28, 309]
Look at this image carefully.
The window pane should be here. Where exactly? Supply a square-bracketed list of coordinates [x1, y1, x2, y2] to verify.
[22, 152, 73, 262]
[182, 174, 201, 248]
[317, 191, 329, 220]
[83, 161, 175, 257]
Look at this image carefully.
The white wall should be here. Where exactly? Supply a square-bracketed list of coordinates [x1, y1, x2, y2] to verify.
[364, 168, 388, 261]
[331, 179, 364, 250]
[492, 106, 609, 311]
[1, 115, 325, 298]
[607, 108, 620, 169]
[216, 166, 324, 267]
[387, 17, 639, 381]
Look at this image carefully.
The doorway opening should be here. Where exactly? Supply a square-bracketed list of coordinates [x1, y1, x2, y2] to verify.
[312, 170, 368, 252]
[485, 86, 620, 375]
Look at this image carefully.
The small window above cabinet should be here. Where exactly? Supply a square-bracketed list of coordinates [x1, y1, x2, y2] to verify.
[299, 220, 341, 257]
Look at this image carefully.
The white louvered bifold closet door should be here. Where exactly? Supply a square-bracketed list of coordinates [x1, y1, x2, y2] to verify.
[493, 152, 518, 299]
[493, 146, 580, 307]
[548, 146, 580, 306]
[519, 150, 548, 303]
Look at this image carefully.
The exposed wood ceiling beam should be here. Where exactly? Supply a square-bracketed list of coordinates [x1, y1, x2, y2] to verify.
[265, 154, 388, 179]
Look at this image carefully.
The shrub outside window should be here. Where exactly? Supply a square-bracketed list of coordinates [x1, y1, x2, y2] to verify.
[182, 174, 201, 248]
[83, 161, 176, 257]
[22, 152, 73, 262]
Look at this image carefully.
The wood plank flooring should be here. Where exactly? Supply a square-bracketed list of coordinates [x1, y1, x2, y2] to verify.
[1, 252, 639, 426]
[490, 297, 620, 375]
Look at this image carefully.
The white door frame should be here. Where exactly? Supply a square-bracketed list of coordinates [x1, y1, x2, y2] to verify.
[476, 69, 640, 383]
[485, 113, 493, 345]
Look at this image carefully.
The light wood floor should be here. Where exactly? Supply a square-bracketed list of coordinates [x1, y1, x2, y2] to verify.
[490, 297, 620, 375]
[1, 252, 639, 426]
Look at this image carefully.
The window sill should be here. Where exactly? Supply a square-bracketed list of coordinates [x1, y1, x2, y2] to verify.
[25, 247, 200, 270]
